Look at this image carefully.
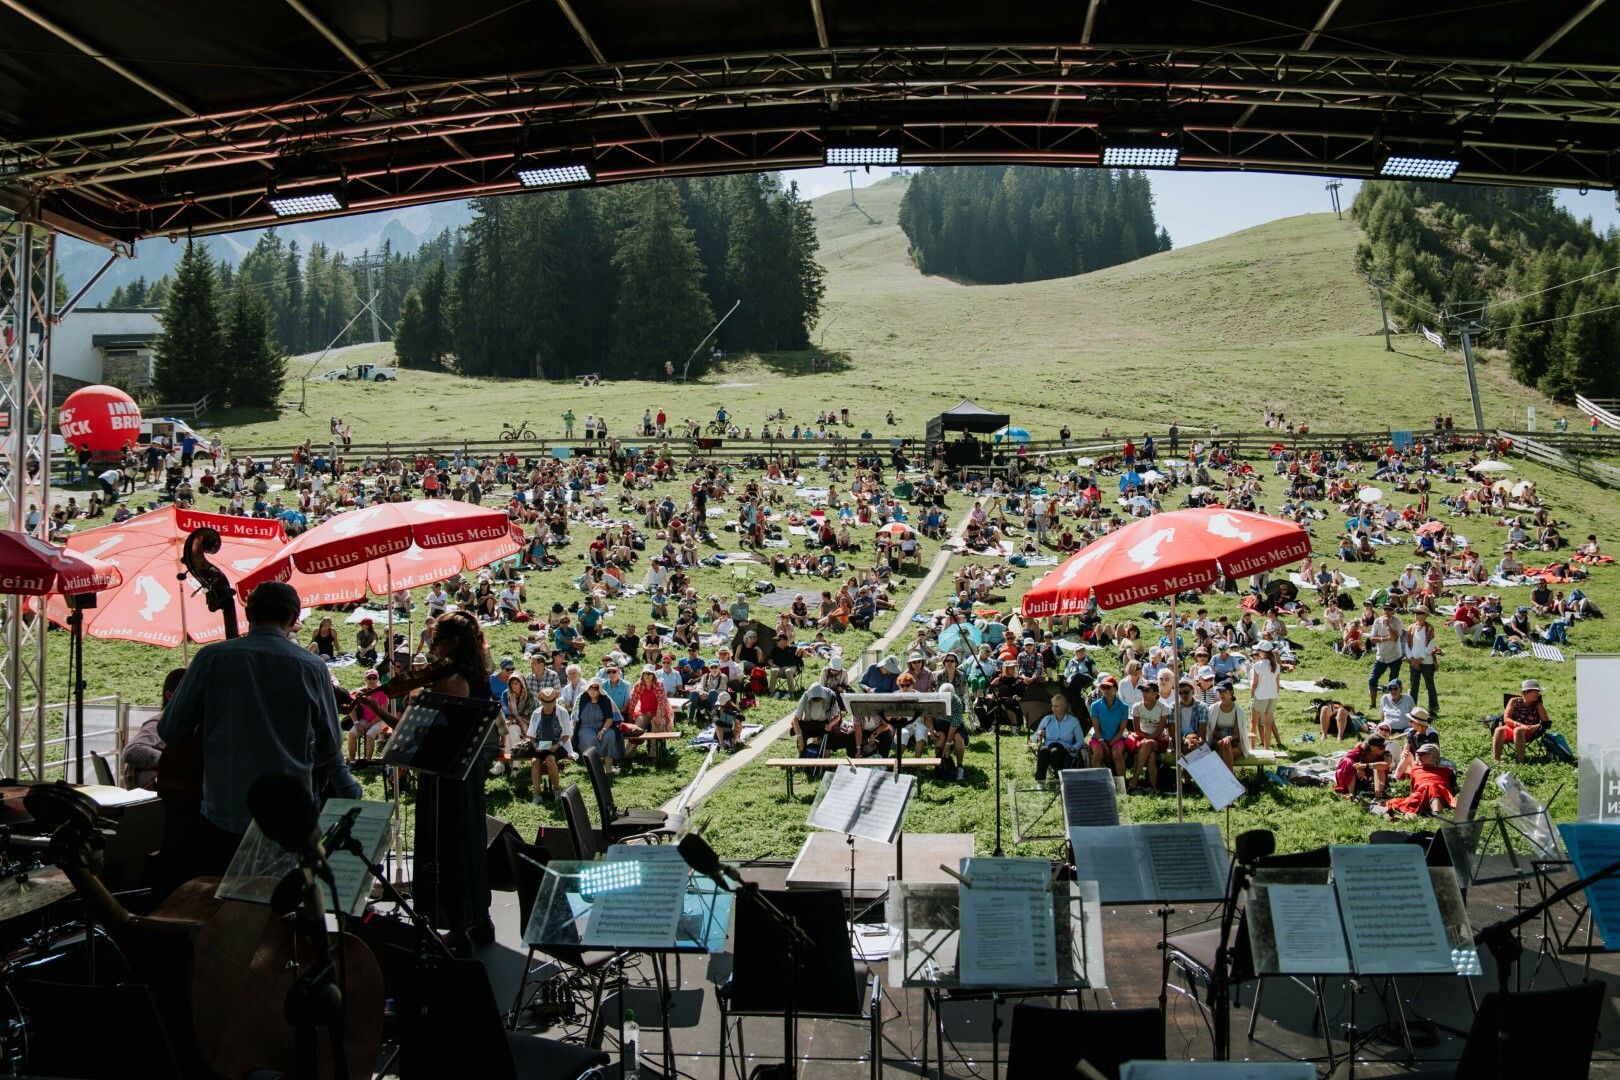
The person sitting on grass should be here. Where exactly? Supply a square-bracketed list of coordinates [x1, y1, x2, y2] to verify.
[1318, 700, 1357, 740]
[1334, 734, 1391, 799]
[1380, 743, 1455, 818]
[1032, 692, 1085, 783]
[1494, 678, 1550, 763]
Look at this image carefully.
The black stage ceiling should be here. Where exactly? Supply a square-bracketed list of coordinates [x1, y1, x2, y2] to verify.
[0, 0, 1616, 247]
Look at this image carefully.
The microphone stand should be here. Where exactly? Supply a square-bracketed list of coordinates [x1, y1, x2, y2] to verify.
[281, 856, 347, 1080]
[1473, 853, 1620, 999]
[733, 879, 816, 1080]
[1212, 843, 1266, 1062]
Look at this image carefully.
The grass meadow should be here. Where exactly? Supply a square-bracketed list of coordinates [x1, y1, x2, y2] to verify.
[36, 176, 1619, 858]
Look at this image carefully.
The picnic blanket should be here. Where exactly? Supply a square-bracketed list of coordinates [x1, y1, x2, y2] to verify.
[689, 723, 764, 748]
[343, 606, 392, 625]
[1530, 643, 1566, 662]
[1281, 679, 1344, 694]
[1290, 573, 1360, 590]
[1572, 553, 1614, 565]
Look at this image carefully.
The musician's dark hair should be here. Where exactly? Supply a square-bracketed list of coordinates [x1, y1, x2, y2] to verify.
[245, 581, 301, 627]
[161, 668, 187, 702]
[433, 610, 490, 688]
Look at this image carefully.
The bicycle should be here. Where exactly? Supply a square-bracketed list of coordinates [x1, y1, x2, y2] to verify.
[499, 420, 539, 441]
[704, 419, 730, 436]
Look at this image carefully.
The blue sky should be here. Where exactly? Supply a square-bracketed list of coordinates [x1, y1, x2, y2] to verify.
[785, 165, 1620, 248]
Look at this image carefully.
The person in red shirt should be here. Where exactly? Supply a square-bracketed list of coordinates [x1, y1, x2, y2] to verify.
[627, 665, 672, 735]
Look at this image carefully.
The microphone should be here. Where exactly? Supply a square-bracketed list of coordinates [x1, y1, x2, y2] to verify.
[1233, 829, 1276, 867]
[247, 774, 322, 860]
[319, 806, 364, 859]
[677, 832, 744, 891]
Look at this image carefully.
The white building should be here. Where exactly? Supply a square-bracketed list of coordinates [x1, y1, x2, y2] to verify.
[51, 308, 162, 401]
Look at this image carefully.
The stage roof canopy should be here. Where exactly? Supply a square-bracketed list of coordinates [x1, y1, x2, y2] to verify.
[2, 0, 1617, 247]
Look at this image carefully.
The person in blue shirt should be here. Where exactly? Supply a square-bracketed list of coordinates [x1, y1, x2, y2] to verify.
[595, 663, 631, 712]
[677, 643, 708, 686]
[578, 597, 605, 639]
[859, 655, 901, 693]
[1032, 693, 1085, 782]
[158, 581, 360, 876]
[490, 657, 516, 699]
[1210, 640, 1243, 681]
[551, 616, 583, 659]
[1087, 675, 1132, 776]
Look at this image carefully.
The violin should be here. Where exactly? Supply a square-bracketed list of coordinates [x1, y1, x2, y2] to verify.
[155, 528, 240, 878]
[345, 656, 458, 730]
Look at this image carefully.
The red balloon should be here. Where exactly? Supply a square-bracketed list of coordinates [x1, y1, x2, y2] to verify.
[59, 385, 142, 453]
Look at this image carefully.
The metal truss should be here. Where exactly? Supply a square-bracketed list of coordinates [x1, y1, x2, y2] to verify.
[3, 43, 1618, 243]
[0, 220, 51, 778]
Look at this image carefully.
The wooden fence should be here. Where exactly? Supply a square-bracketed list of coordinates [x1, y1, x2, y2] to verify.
[1498, 431, 1620, 491]
[218, 424, 1620, 467]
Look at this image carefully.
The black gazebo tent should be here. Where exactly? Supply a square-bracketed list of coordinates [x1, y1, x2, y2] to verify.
[926, 400, 1010, 447]
[926, 400, 1011, 466]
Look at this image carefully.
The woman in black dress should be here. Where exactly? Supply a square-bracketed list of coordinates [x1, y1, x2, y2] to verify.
[413, 610, 497, 946]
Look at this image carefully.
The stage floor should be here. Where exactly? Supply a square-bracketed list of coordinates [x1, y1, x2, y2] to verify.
[466, 854, 1620, 1078]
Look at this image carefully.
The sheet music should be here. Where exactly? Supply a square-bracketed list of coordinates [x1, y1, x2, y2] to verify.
[1179, 744, 1247, 811]
[1143, 824, 1228, 900]
[956, 858, 1057, 987]
[807, 766, 916, 843]
[1557, 823, 1620, 948]
[1069, 825, 1150, 902]
[581, 848, 691, 949]
[318, 799, 395, 917]
[1059, 768, 1120, 829]
[1267, 884, 1351, 973]
[1330, 845, 1454, 974]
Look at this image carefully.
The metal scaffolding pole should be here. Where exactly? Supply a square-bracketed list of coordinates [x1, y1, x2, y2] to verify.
[0, 221, 54, 779]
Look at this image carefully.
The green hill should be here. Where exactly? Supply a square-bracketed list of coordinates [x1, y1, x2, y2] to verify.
[810, 175, 1558, 433]
[214, 174, 1568, 448]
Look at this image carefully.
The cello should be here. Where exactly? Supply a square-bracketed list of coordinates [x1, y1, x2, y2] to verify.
[29, 781, 383, 1080]
[154, 527, 239, 881]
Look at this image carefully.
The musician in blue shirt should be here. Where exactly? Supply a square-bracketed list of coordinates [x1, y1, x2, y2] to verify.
[1032, 693, 1085, 782]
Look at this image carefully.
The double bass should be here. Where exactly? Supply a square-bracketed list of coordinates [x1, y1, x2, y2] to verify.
[153, 527, 238, 878]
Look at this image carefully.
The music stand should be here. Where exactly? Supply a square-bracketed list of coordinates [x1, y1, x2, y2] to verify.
[1069, 823, 1229, 1018]
[524, 851, 732, 1079]
[381, 691, 500, 928]
[1246, 856, 1480, 1080]
[887, 876, 1101, 1080]
[806, 763, 916, 917]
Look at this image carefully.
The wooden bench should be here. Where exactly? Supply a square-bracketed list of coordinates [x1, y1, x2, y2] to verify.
[766, 756, 943, 798]
[629, 729, 683, 762]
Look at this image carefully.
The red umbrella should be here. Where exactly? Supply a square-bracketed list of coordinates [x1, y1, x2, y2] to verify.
[1020, 507, 1311, 819]
[1021, 508, 1311, 618]
[237, 501, 521, 602]
[0, 530, 118, 786]
[44, 507, 285, 648]
[0, 530, 121, 595]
